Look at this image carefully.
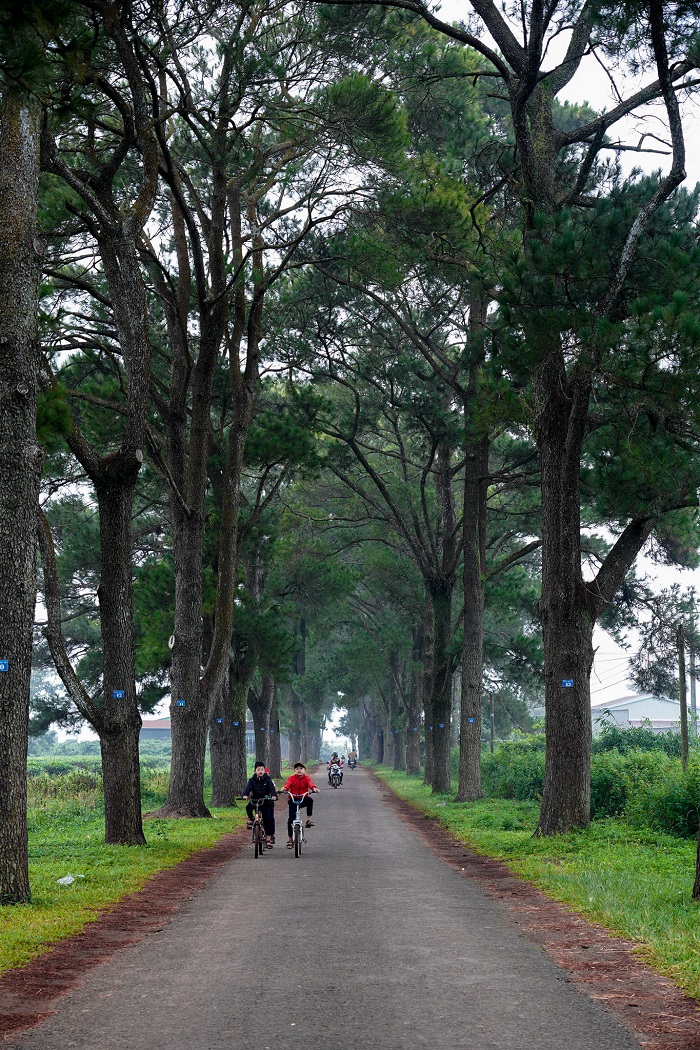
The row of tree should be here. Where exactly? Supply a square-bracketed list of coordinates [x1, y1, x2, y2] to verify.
[3, 0, 700, 904]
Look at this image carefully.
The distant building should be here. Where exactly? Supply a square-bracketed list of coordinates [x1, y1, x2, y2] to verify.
[140, 717, 256, 752]
[140, 717, 172, 740]
[591, 693, 684, 734]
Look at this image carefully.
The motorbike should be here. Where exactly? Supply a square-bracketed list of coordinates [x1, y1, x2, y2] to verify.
[348, 757, 357, 770]
[329, 762, 342, 788]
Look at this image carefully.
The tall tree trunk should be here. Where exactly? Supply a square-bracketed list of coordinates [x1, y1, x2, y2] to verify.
[40, 22, 158, 840]
[288, 689, 303, 765]
[249, 675, 274, 767]
[427, 579, 454, 793]
[423, 698, 434, 786]
[373, 722, 384, 764]
[301, 703, 310, 763]
[0, 88, 43, 904]
[155, 146, 230, 819]
[209, 670, 236, 808]
[393, 729, 406, 771]
[422, 599, 434, 786]
[230, 659, 254, 796]
[535, 354, 593, 834]
[388, 651, 405, 771]
[307, 712, 322, 761]
[406, 638, 422, 775]
[269, 684, 282, 778]
[456, 328, 489, 801]
[161, 491, 211, 817]
[95, 470, 145, 844]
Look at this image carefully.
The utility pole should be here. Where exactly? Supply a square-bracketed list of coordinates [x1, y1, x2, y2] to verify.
[678, 622, 689, 772]
[690, 596, 697, 737]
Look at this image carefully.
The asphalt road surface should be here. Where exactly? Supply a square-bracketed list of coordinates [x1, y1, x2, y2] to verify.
[9, 768, 643, 1050]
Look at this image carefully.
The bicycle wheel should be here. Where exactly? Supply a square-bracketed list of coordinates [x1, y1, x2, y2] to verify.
[293, 822, 301, 857]
[254, 823, 264, 858]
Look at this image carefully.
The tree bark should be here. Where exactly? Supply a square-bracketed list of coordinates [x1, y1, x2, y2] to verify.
[269, 684, 282, 778]
[426, 578, 455, 792]
[406, 639, 422, 775]
[288, 689, 303, 765]
[95, 467, 145, 843]
[209, 669, 236, 808]
[0, 88, 43, 904]
[249, 675, 274, 767]
[307, 712, 322, 762]
[39, 24, 159, 838]
[373, 722, 384, 764]
[301, 703, 310, 763]
[535, 350, 594, 834]
[456, 291, 488, 801]
[693, 837, 700, 900]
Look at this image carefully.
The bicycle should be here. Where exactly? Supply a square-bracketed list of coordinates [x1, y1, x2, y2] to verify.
[286, 791, 310, 858]
[246, 795, 275, 858]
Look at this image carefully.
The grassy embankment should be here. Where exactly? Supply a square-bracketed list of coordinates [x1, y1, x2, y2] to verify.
[371, 764, 700, 1001]
[0, 755, 294, 978]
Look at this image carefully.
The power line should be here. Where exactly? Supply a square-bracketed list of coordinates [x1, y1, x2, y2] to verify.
[590, 674, 632, 695]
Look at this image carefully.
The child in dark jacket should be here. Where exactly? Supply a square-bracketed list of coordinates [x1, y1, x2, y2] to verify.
[242, 761, 278, 846]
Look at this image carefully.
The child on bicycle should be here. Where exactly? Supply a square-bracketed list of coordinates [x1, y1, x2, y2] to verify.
[282, 762, 320, 849]
[242, 761, 279, 847]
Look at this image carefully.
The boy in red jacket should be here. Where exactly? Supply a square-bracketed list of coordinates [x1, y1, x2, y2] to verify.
[282, 762, 320, 848]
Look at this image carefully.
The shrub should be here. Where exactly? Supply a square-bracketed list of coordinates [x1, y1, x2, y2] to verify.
[625, 753, 700, 837]
[590, 750, 630, 818]
[482, 740, 545, 801]
[589, 748, 668, 818]
[592, 722, 684, 757]
[28, 769, 103, 799]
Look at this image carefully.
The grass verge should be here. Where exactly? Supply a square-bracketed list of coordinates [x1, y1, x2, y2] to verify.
[372, 764, 700, 1001]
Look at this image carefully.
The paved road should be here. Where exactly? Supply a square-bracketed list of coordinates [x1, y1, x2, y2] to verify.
[9, 769, 642, 1050]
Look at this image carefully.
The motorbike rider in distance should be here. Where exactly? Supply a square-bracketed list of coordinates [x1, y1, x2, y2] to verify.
[327, 751, 343, 785]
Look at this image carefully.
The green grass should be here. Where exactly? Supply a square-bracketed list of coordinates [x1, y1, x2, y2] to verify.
[372, 765, 700, 1001]
[0, 760, 250, 978]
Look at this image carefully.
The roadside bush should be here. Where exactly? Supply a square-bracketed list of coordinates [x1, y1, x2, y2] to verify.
[53, 739, 102, 757]
[481, 740, 545, 801]
[139, 739, 172, 760]
[28, 769, 103, 800]
[140, 766, 171, 808]
[625, 753, 700, 837]
[592, 722, 684, 757]
[589, 750, 630, 818]
[589, 749, 670, 819]
[480, 735, 700, 835]
[27, 757, 103, 778]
